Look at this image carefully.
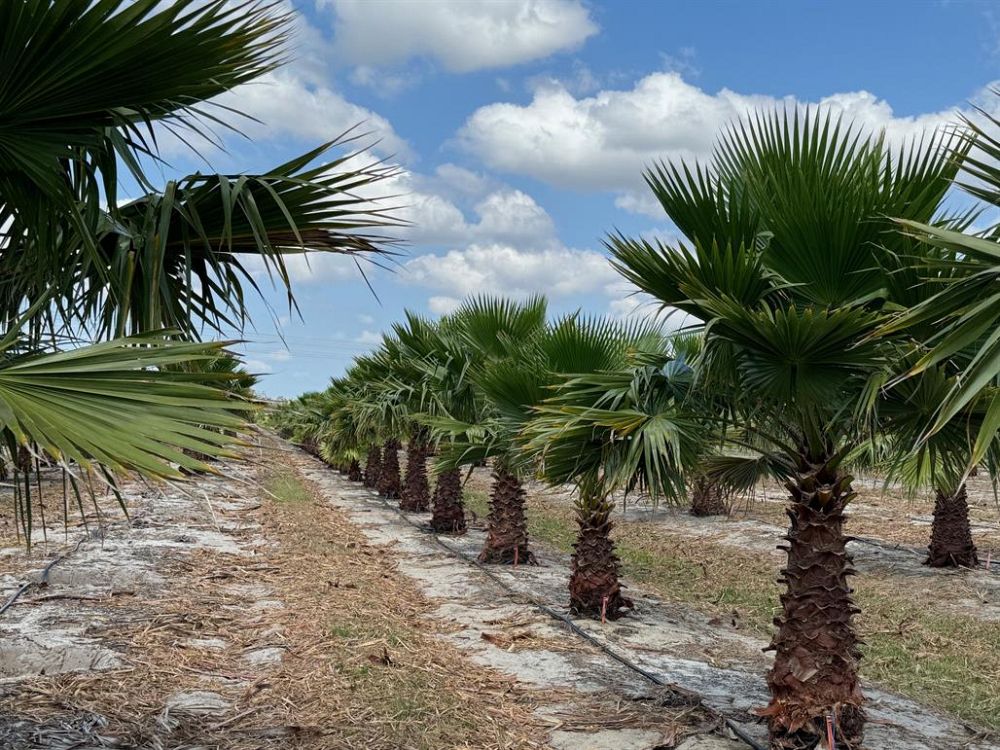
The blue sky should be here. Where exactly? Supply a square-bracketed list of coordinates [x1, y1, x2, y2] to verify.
[167, 0, 1000, 397]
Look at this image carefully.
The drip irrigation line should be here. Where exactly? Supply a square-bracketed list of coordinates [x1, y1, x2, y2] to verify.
[0, 536, 87, 618]
[851, 534, 1000, 574]
[315, 461, 768, 750]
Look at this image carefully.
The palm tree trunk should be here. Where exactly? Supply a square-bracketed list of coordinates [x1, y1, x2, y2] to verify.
[569, 494, 631, 620]
[347, 459, 362, 482]
[400, 438, 430, 511]
[377, 439, 402, 499]
[363, 446, 382, 489]
[763, 453, 864, 750]
[479, 466, 534, 564]
[430, 467, 466, 533]
[690, 474, 727, 516]
[926, 484, 978, 568]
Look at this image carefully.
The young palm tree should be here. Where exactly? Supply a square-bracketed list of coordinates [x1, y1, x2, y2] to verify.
[874, 362, 998, 567]
[689, 475, 728, 516]
[390, 314, 456, 513]
[609, 110, 962, 749]
[525, 335, 705, 619]
[344, 339, 417, 501]
[439, 297, 551, 547]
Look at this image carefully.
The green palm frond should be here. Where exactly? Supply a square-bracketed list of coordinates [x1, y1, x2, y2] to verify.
[0, 0, 287, 234]
[878, 91, 1000, 455]
[448, 295, 548, 360]
[526, 363, 705, 503]
[0, 334, 244, 477]
[0, 2, 403, 343]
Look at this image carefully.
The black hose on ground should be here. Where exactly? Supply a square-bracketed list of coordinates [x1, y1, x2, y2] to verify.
[0, 536, 87, 618]
[852, 534, 1000, 574]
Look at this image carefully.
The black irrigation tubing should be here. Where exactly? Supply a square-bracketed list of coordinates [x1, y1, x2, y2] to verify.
[311, 459, 768, 750]
[0, 536, 87, 618]
[851, 534, 1000, 574]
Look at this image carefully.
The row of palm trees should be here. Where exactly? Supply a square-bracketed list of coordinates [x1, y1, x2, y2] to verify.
[271, 108, 1000, 750]
[0, 1, 400, 541]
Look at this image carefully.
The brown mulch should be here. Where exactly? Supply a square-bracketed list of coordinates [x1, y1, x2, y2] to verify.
[0, 446, 549, 750]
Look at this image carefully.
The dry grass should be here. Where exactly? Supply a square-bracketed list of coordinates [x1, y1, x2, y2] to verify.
[236, 460, 549, 749]
[0, 455, 548, 750]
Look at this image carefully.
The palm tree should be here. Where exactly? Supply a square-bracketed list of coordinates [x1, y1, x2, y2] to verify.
[0, 0, 400, 541]
[874, 361, 998, 567]
[424, 297, 549, 559]
[390, 314, 455, 514]
[880, 91, 1000, 468]
[524, 331, 705, 619]
[343, 339, 416, 501]
[608, 110, 962, 749]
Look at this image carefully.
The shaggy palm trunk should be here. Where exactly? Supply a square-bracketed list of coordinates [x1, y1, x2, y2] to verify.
[301, 437, 318, 457]
[569, 494, 631, 620]
[347, 459, 363, 482]
[400, 438, 430, 511]
[926, 484, 978, 568]
[690, 474, 727, 516]
[377, 439, 401, 499]
[363, 446, 382, 489]
[479, 466, 534, 564]
[762, 453, 864, 750]
[430, 467, 466, 534]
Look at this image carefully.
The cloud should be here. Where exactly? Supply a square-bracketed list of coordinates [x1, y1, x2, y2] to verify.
[323, 0, 597, 73]
[244, 358, 274, 374]
[349, 64, 423, 98]
[402, 243, 618, 300]
[428, 296, 462, 315]
[458, 71, 994, 214]
[240, 251, 367, 287]
[156, 5, 407, 159]
[237, 164, 560, 285]
[378, 167, 558, 248]
[209, 70, 409, 157]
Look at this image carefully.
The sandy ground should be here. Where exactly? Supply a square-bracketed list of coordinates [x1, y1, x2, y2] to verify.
[0, 436, 995, 750]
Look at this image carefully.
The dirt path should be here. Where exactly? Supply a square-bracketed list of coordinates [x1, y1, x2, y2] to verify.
[0, 437, 737, 750]
[0, 440, 547, 749]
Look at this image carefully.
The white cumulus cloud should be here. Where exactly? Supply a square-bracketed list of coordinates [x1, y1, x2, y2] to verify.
[402, 243, 618, 300]
[209, 70, 409, 157]
[428, 296, 463, 315]
[323, 0, 597, 73]
[458, 72, 994, 215]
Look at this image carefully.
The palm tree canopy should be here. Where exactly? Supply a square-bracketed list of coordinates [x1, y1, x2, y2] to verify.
[524, 335, 707, 503]
[0, 0, 402, 343]
[879, 92, 1000, 461]
[0, 1, 403, 543]
[610, 110, 964, 463]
